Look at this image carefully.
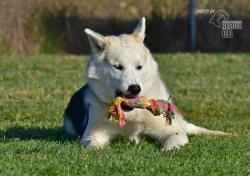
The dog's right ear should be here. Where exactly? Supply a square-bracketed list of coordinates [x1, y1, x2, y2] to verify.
[133, 17, 146, 42]
[84, 29, 107, 54]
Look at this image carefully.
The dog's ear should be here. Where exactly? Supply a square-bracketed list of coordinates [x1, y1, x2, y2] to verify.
[84, 29, 107, 54]
[133, 17, 146, 42]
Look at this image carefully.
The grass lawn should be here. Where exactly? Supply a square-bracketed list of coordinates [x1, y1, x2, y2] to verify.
[0, 53, 250, 175]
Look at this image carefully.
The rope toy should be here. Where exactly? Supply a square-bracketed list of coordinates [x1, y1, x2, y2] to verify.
[105, 96, 181, 127]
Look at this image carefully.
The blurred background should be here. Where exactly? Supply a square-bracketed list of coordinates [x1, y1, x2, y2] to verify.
[0, 0, 249, 56]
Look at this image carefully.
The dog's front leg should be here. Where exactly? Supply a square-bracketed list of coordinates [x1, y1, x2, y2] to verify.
[80, 121, 119, 149]
[162, 131, 188, 151]
[144, 114, 189, 151]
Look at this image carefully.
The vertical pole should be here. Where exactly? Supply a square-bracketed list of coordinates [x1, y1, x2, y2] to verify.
[189, 0, 196, 52]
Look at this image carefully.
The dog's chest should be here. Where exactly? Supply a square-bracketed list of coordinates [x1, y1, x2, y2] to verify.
[120, 109, 154, 137]
[120, 120, 145, 139]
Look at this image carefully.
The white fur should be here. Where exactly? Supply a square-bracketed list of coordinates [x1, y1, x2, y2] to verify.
[70, 17, 228, 150]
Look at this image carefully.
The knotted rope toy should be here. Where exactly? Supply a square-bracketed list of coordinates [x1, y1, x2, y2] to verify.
[105, 96, 181, 127]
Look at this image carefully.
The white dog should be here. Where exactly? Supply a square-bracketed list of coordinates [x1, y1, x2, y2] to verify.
[64, 17, 226, 150]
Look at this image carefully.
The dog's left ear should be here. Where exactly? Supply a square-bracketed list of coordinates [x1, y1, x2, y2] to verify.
[133, 17, 146, 42]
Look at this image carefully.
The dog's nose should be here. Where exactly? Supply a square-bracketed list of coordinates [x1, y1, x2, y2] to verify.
[127, 84, 141, 96]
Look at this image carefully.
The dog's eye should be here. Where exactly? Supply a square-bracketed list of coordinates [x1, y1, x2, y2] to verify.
[137, 65, 142, 70]
[113, 64, 124, 71]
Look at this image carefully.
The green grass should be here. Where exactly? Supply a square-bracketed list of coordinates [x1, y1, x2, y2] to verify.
[0, 53, 250, 175]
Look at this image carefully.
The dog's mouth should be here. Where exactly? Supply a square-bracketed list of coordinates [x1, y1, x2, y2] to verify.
[115, 89, 135, 112]
[115, 89, 137, 99]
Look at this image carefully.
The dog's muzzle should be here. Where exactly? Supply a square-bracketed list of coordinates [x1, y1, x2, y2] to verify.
[115, 89, 135, 112]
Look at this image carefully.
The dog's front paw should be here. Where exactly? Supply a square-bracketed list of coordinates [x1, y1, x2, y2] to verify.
[80, 135, 109, 149]
[163, 132, 189, 151]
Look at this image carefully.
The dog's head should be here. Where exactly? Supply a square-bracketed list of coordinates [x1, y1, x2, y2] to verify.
[85, 17, 159, 103]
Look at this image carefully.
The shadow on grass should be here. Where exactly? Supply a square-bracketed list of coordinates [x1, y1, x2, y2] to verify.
[1, 126, 76, 143]
[1, 126, 199, 150]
